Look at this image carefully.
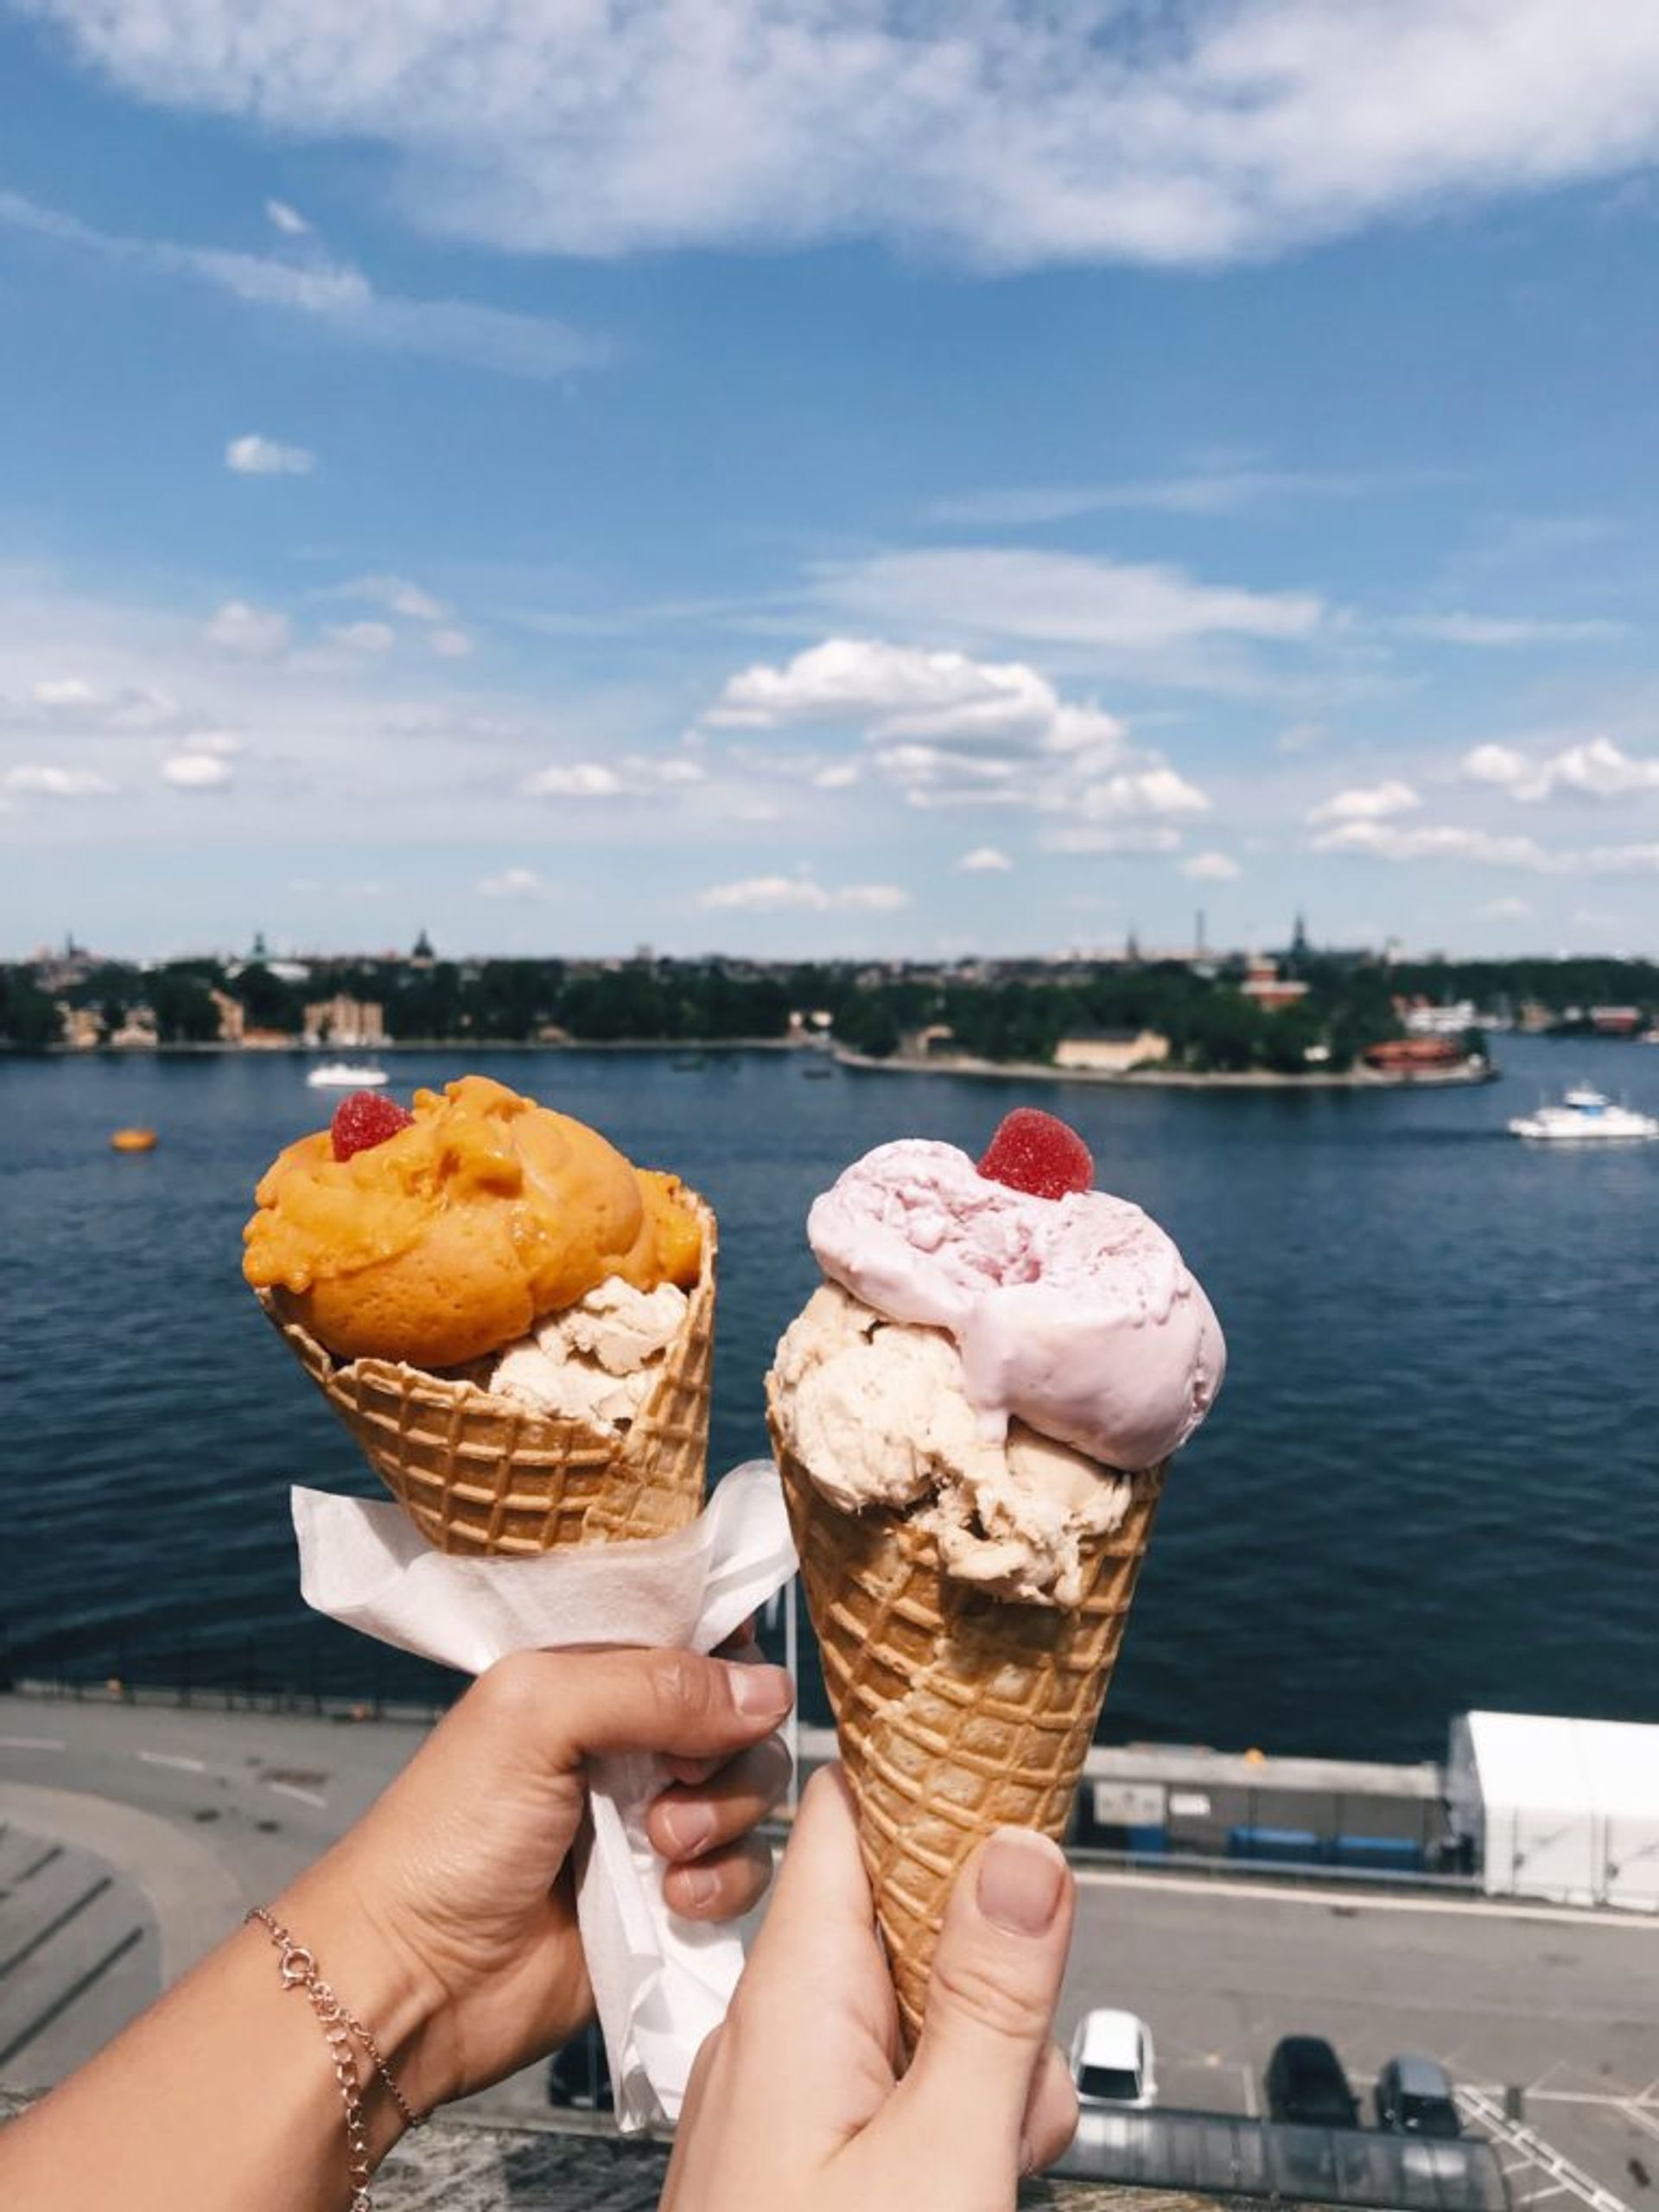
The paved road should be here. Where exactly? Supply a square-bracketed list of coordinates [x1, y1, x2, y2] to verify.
[5, 1694, 1658, 2202]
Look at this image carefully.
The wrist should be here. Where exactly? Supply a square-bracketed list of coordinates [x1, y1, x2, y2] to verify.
[265, 1853, 451, 2153]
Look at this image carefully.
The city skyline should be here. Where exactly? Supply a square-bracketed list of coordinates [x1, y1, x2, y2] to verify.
[4, 5, 1659, 961]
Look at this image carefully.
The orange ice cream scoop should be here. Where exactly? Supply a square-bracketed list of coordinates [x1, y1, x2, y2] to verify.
[242, 1073, 703, 1368]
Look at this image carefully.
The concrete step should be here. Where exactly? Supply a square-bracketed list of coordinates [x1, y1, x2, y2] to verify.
[0, 1830, 158, 2088]
[0, 1824, 65, 1891]
[0, 1844, 111, 1971]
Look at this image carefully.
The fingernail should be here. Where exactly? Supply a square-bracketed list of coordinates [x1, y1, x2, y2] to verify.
[658, 1801, 715, 1858]
[677, 1864, 720, 1912]
[728, 1663, 794, 1718]
[977, 1830, 1065, 1936]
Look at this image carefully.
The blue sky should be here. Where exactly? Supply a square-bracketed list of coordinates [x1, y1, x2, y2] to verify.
[3, 0, 1659, 963]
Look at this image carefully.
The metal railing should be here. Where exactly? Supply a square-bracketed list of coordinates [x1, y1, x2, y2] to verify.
[0, 1623, 460, 1726]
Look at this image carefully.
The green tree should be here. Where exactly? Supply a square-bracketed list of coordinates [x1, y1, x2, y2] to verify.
[0, 967, 63, 1048]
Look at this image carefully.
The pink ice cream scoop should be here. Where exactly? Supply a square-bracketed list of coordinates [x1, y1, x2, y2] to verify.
[807, 1137, 1224, 1470]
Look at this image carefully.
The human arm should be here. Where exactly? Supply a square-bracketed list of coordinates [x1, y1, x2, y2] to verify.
[663, 1764, 1079, 2212]
[0, 1646, 792, 2211]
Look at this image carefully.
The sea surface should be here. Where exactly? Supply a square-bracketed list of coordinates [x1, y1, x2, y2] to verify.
[4, 1037, 1657, 1762]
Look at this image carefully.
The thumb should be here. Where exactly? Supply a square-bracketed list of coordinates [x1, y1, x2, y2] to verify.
[470, 1647, 795, 1768]
[877, 1828, 1074, 2204]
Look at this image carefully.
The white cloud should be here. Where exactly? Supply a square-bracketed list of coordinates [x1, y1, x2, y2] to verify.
[1460, 735, 1659, 804]
[1311, 820, 1548, 868]
[0, 190, 609, 378]
[1576, 842, 1659, 876]
[1308, 780, 1421, 825]
[265, 198, 311, 236]
[708, 639, 1058, 743]
[929, 467, 1402, 527]
[812, 762, 861, 790]
[696, 874, 910, 912]
[4, 763, 116, 798]
[478, 865, 551, 898]
[206, 599, 289, 657]
[1040, 824, 1185, 856]
[343, 574, 448, 623]
[875, 742, 1020, 805]
[1181, 850, 1242, 880]
[1461, 742, 1535, 790]
[1077, 767, 1210, 821]
[1478, 897, 1534, 918]
[524, 762, 625, 799]
[327, 620, 396, 653]
[32, 677, 99, 708]
[708, 634, 1218, 820]
[522, 754, 705, 801]
[226, 432, 315, 476]
[813, 550, 1324, 652]
[29, 3, 1659, 270]
[162, 752, 232, 788]
[957, 845, 1013, 873]
[429, 626, 474, 659]
[1398, 613, 1623, 646]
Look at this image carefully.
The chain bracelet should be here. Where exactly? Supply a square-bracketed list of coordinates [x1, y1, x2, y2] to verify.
[246, 1906, 427, 2212]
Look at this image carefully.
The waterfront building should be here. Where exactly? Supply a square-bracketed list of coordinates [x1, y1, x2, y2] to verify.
[302, 994, 386, 1048]
[209, 989, 245, 1045]
[1401, 998, 1478, 1036]
[1238, 957, 1311, 1012]
[107, 1007, 159, 1050]
[1362, 1037, 1465, 1072]
[1053, 1029, 1173, 1074]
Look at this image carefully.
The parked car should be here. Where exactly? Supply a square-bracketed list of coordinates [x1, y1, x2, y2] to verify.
[1264, 2036, 1360, 2127]
[1068, 2009, 1159, 2108]
[1376, 2055, 1462, 2139]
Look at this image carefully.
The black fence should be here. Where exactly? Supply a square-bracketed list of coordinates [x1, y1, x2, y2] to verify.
[0, 1618, 465, 1725]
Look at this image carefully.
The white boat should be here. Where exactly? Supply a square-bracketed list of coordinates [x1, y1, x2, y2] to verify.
[305, 1061, 390, 1090]
[1508, 1086, 1659, 1141]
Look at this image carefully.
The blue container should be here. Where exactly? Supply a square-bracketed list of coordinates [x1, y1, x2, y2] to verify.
[1329, 1834, 1424, 1872]
[1227, 1825, 1323, 1866]
[1125, 1824, 1169, 1857]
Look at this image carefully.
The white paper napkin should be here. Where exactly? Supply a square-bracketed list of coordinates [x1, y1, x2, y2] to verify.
[290, 1459, 798, 2132]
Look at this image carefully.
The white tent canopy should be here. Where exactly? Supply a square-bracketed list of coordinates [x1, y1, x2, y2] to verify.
[1448, 1711, 1659, 1910]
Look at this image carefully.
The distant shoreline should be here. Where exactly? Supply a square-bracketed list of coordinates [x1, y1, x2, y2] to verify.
[7, 1035, 816, 1059]
[832, 1047, 1501, 1090]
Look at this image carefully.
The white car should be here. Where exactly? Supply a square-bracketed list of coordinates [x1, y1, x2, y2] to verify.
[1068, 2008, 1158, 2109]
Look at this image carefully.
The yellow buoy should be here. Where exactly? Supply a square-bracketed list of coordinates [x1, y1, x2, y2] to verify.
[111, 1127, 158, 1154]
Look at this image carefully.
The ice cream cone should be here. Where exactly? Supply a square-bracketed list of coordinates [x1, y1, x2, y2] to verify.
[258, 1196, 716, 1554]
[769, 1382, 1164, 2049]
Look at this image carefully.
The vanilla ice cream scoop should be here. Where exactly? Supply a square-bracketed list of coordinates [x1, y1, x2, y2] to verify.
[807, 1137, 1224, 1471]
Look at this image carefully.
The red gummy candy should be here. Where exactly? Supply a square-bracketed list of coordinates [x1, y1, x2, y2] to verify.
[977, 1108, 1094, 1200]
[330, 1090, 414, 1161]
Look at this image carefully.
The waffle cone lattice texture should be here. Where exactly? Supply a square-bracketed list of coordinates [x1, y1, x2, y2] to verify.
[257, 1196, 715, 1554]
[770, 1382, 1164, 2048]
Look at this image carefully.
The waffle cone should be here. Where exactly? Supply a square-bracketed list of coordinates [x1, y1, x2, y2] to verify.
[257, 1196, 716, 1554]
[768, 1379, 1164, 2047]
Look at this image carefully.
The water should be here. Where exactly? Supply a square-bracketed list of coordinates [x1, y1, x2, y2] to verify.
[4, 1038, 1657, 1761]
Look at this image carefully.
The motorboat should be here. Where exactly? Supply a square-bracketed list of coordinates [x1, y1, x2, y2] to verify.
[305, 1061, 390, 1090]
[1508, 1086, 1659, 1141]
